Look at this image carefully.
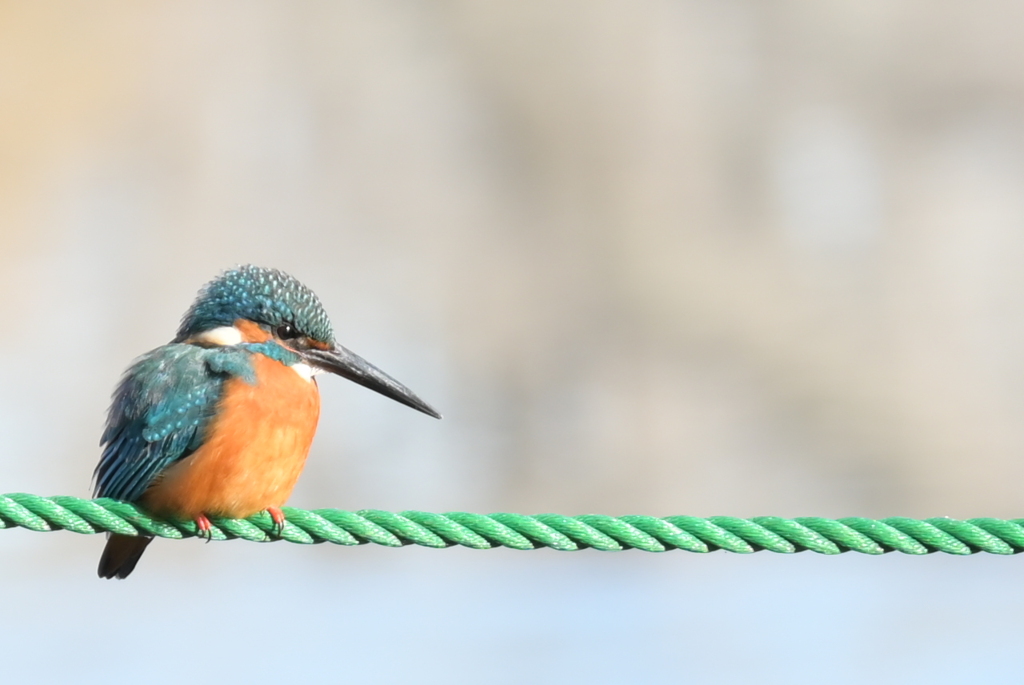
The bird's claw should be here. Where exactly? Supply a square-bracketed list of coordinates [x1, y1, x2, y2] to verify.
[267, 506, 286, 538]
[195, 514, 214, 543]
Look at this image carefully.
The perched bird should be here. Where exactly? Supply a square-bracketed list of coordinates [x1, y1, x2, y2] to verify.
[93, 266, 440, 578]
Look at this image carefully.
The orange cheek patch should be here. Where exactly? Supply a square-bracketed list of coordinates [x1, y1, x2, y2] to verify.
[234, 319, 272, 343]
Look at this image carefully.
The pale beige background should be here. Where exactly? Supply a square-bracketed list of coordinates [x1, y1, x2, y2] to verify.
[1, 3, 1023, 683]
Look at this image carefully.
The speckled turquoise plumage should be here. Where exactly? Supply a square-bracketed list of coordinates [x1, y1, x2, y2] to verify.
[95, 345, 237, 502]
[176, 265, 334, 344]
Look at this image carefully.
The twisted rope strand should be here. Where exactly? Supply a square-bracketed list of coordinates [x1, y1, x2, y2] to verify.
[1, 494, 1022, 555]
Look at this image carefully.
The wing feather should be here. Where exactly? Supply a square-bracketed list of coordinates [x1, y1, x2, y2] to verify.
[93, 344, 254, 502]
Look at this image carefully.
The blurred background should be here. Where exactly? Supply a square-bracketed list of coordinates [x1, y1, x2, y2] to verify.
[2, 1, 1024, 683]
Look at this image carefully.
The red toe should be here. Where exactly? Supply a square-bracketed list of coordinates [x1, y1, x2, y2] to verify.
[195, 514, 213, 540]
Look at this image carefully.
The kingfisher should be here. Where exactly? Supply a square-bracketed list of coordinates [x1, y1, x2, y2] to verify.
[92, 265, 440, 579]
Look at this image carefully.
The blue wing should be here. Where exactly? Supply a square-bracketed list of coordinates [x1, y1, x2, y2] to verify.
[93, 343, 257, 502]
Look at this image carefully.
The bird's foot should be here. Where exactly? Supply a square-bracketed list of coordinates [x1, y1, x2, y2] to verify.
[195, 514, 214, 542]
[267, 506, 286, 537]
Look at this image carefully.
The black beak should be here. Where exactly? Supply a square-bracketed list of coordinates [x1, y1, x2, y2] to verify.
[301, 345, 442, 419]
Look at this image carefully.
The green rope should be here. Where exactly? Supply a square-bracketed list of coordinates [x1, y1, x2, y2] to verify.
[1, 493, 1022, 555]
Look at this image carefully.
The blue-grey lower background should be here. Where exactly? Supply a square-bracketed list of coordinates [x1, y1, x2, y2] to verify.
[6, 536, 1023, 684]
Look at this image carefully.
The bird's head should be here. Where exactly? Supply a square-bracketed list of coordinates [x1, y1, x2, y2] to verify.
[175, 265, 440, 418]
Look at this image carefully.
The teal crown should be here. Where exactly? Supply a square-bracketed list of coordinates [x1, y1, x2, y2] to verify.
[175, 265, 334, 343]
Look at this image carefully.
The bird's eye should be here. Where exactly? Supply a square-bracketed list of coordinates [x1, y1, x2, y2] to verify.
[276, 324, 299, 340]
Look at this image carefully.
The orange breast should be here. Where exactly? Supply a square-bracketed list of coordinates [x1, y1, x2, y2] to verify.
[142, 353, 321, 520]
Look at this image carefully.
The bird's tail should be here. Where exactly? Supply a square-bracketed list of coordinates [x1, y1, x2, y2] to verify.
[98, 534, 153, 579]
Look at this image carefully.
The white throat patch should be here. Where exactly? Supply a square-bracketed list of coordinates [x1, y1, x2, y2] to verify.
[290, 362, 318, 383]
